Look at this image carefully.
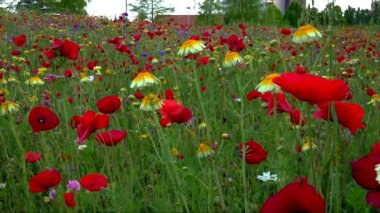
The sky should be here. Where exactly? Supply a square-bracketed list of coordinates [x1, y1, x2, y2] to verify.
[86, 0, 373, 19]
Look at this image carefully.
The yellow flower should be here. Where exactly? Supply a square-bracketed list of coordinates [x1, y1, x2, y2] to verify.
[25, 76, 44, 85]
[93, 66, 102, 75]
[12, 56, 26, 62]
[178, 39, 205, 56]
[368, 94, 380, 106]
[171, 147, 179, 156]
[221, 133, 232, 139]
[244, 54, 253, 61]
[198, 122, 207, 129]
[140, 94, 162, 111]
[130, 71, 160, 89]
[0, 88, 8, 95]
[1, 101, 20, 115]
[301, 137, 317, 151]
[197, 143, 213, 158]
[105, 68, 113, 75]
[256, 73, 281, 93]
[302, 142, 317, 151]
[223, 51, 243, 67]
[150, 57, 159, 64]
[29, 96, 38, 102]
[8, 76, 19, 83]
[140, 133, 149, 139]
[0, 78, 7, 84]
[292, 24, 322, 44]
[80, 73, 94, 82]
[37, 67, 47, 75]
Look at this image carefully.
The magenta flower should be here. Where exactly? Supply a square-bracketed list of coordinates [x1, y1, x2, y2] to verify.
[66, 180, 81, 192]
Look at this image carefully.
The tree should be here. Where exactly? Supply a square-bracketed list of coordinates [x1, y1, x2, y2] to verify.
[56, 0, 87, 14]
[344, 6, 356, 25]
[307, 6, 319, 26]
[355, 8, 372, 25]
[284, 0, 304, 27]
[261, 4, 284, 26]
[129, 0, 174, 22]
[371, 0, 380, 24]
[15, 0, 89, 14]
[223, 0, 262, 24]
[197, 0, 223, 25]
[323, 3, 343, 26]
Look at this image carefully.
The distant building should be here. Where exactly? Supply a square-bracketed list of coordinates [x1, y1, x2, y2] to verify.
[154, 15, 198, 26]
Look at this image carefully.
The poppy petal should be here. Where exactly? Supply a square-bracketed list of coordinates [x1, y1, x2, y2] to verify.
[80, 173, 108, 191]
[95, 130, 127, 146]
[239, 140, 267, 164]
[366, 191, 380, 208]
[25, 151, 42, 163]
[96, 95, 121, 114]
[273, 72, 350, 104]
[64, 192, 76, 208]
[29, 169, 61, 193]
[260, 177, 325, 213]
[313, 101, 365, 135]
[28, 107, 59, 133]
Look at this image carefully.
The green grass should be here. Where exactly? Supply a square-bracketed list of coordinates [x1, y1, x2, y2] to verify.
[0, 11, 379, 212]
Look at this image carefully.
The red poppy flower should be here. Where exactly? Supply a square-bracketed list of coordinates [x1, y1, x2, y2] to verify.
[246, 90, 262, 101]
[45, 50, 57, 60]
[29, 169, 61, 193]
[313, 101, 365, 135]
[60, 40, 80, 60]
[70, 110, 110, 144]
[226, 34, 245, 52]
[367, 88, 377, 97]
[165, 89, 174, 100]
[96, 95, 121, 114]
[11, 50, 21, 56]
[351, 154, 380, 190]
[273, 72, 350, 104]
[237, 23, 245, 30]
[351, 141, 380, 208]
[280, 28, 292, 36]
[64, 192, 75, 208]
[134, 91, 145, 99]
[260, 92, 294, 115]
[289, 109, 306, 126]
[28, 107, 60, 133]
[133, 34, 141, 42]
[25, 151, 42, 163]
[261, 177, 325, 213]
[64, 69, 73, 78]
[95, 130, 127, 146]
[13, 34, 27, 47]
[80, 173, 108, 191]
[366, 191, 380, 208]
[87, 60, 98, 69]
[239, 140, 267, 164]
[197, 56, 209, 67]
[51, 38, 64, 50]
[159, 100, 192, 128]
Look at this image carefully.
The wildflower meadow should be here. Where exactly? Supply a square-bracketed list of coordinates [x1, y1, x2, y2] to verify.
[0, 10, 379, 212]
